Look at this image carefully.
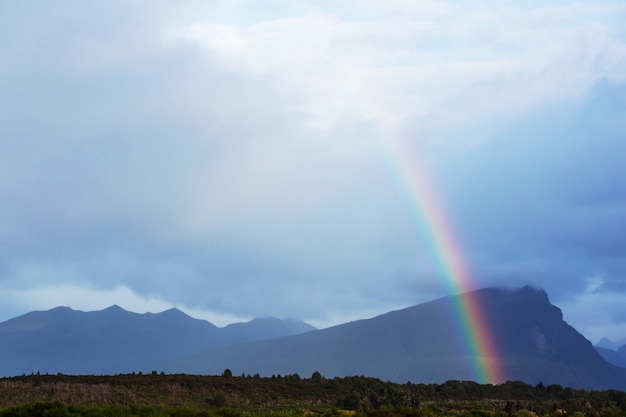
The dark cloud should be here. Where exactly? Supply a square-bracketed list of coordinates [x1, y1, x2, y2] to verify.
[436, 80, 626, 300]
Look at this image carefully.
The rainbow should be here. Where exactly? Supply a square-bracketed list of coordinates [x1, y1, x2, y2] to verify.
[328, 44, 503, 383]
[369, 113, 503, 385]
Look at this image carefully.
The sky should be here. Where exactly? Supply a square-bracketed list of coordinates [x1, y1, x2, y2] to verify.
[1, 0, 625, 344]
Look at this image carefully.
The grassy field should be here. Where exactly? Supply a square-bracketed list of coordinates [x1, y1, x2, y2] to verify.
[1, 374, 625, 417]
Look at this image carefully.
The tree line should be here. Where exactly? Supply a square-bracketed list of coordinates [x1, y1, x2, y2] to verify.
[1, 373, 625, 417]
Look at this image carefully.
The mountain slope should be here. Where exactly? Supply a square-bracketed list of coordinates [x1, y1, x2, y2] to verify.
[0, 306, 314, 376]
[166, 286, 626, 390]
[3, 286, 625, 390]
[221, 317, 315, 345]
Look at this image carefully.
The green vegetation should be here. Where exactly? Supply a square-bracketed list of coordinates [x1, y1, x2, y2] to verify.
[1, 374, 625, 417]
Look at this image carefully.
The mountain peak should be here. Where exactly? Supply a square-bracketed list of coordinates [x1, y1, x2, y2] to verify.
[167, 285, 626, 390]
[50, 306, 74, 312]
[480, 284, 548, 300]
[96, 305, 136, 318]
[162, 307, 185, 314]
[103, 304, 125, 312]
[45, 306, 79, 316]
[476, 285, 554, 316]
[597, 337, 626, 350]
[512, 284, 549, 299]
[158, 307, 194, 320]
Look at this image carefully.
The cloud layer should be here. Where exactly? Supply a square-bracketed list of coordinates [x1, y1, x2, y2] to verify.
[1, 1, 625, 341]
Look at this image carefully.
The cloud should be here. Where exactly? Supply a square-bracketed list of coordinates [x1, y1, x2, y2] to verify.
[175, 2, 626, 133]
[433, 79, 626, 303]
[557, 277, 626, 344]
[0, 283, 248, 327]
[0, 1, 625, 339]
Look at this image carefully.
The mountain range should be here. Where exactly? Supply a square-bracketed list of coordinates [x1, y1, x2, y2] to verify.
[1, 286, 625, 391]
[0, 305, 314, 376]
[595, 344, 626, 369]
[593, 337, 626, 369]
[597, 337, 626, 350]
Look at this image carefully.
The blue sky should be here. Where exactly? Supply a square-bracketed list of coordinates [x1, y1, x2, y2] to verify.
[1, 1, 625, 344]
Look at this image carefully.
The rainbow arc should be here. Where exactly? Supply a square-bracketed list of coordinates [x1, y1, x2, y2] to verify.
[371, 115, 503, 385]
[332, 51, 503, 384]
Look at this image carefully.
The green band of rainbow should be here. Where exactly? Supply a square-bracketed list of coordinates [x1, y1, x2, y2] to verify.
[375, 120, 503, 385]
[329, 49, 502, 383]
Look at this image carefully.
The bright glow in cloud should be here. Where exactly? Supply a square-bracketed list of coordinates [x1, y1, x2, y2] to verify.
[175, 2, 626, 133]
[0, 0, 625, 342]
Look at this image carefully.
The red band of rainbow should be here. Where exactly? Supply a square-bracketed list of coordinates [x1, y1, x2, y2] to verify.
[376, 119, 503, 385]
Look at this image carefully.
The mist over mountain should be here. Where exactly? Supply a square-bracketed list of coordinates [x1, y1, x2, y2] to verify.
[1, 286, 625, 391]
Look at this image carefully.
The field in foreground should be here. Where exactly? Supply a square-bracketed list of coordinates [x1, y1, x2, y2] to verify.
[1, 374, 626, 417]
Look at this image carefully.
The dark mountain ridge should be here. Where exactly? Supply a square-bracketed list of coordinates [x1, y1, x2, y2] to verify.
[0, 306, 314, 377]
[2, 286, 625, 391]
[165, 286, 626, 390]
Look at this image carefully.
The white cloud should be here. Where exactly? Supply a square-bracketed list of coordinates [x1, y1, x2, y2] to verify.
[0, 283, 249, 327]
[172, 2, 626, 139]
[556, 277, 626, 344]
